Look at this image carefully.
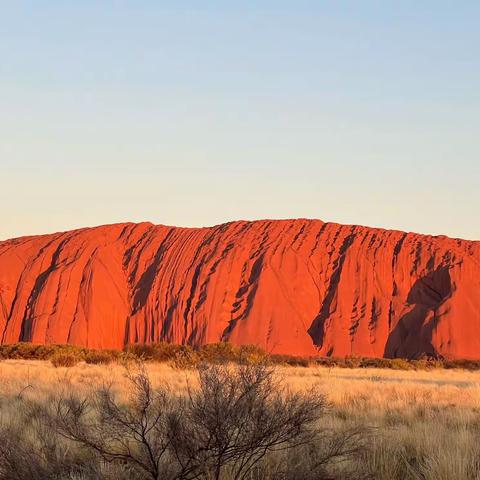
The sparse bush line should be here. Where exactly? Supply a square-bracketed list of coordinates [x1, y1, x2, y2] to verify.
[0, 341, 479, 370]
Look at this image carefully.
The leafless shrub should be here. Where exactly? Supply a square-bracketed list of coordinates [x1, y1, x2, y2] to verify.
[168, 363, 327, 480]
[53, 364, 179, 479]
[0, 362, 368, 480]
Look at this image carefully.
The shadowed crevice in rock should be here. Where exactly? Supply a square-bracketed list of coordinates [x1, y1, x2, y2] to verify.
[384, 266, 452, 359]
[307, 228, 356, 349]
[222, 253, 265, 341]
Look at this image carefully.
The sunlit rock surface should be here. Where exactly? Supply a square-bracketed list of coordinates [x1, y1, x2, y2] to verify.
[1, 220, 478, 358]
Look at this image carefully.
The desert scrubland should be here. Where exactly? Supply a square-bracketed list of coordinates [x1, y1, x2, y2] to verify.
[0, 360, 479, 479]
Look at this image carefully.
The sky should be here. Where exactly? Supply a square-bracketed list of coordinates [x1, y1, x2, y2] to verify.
[1, 1, 479, 241]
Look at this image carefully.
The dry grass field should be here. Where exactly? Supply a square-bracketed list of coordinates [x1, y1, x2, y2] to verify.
[0, 360, 479, 479]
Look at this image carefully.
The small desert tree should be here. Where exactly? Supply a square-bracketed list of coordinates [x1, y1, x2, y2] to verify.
[169, 362, 326, 480]
[54, 365, 178, 479]
[0, 362, 368, 480]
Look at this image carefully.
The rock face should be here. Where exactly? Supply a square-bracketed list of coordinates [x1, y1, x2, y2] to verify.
[0, 220, 479, 358]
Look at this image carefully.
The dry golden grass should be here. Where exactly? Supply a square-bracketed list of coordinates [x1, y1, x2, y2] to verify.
[2, 359, 479, 407]
[1, 360, 479, 479]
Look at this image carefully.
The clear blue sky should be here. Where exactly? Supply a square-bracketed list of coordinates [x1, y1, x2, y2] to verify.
[1, 1, 479, 240]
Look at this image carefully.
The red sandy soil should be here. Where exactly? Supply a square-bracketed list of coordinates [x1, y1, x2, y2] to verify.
[0, 220, 479, 358]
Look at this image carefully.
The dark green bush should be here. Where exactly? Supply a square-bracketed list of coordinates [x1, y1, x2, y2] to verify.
[125, 342, 193, 362]
[443, 359, 480, 370]
[84, 350, 118, 365]
[169, 349, 199, 369]
[1, 341, 480, 371]
[270, 354, 312, 367]
[198, 342, 267, 364]
[0, 343, 86, 361]
[198, 342, 237, 363]
[51, 352, 81, 368]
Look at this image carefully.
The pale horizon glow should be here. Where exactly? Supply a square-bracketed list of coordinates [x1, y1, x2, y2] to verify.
[1, 2, 479, 241]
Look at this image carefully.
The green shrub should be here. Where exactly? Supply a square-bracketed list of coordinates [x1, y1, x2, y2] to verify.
[169, 349, 199, 369]
[236, 344, 267, 363]
[198, 342, 237, 363]
[196, 342, 268, 364]
[0, 342, 50, 360]
[84, 350, 118, 365]
[51, 352, 80, 368]
[125, 342, 194, 362]
[443, 359, 480, 370]
[0, 343, 87, 361]
[389, 358, 413, 370]
[270, 354, 312, 367]
[3, 340, 480, 372]
[342, 356, 362, 368]
[316, 357, 339, 368]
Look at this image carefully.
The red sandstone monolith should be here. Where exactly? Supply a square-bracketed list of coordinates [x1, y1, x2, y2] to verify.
[0, 220, 478, 358]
